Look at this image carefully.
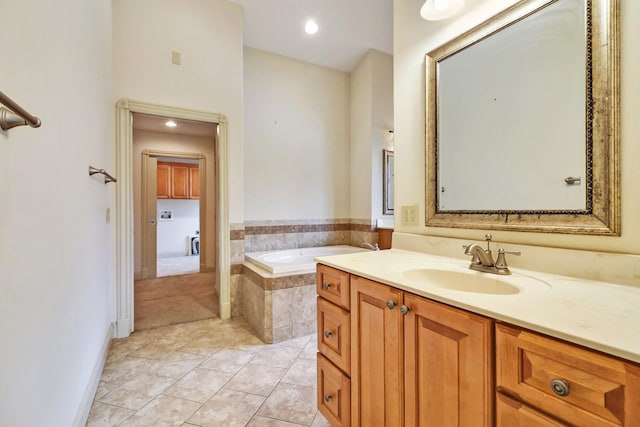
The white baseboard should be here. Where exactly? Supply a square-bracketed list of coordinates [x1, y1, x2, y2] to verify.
[72, 323, 113, 427]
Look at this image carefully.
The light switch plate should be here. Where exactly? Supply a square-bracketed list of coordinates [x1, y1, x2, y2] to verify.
[401, 205, 419, 226]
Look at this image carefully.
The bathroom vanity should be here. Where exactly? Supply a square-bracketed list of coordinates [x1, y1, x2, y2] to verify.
[315, 250, 640, 426]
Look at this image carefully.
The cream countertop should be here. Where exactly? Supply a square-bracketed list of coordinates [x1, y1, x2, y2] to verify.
[315, 249, 640, 364]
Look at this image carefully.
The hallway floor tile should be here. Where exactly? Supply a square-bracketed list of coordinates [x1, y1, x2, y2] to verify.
[87, 317, 330, 427]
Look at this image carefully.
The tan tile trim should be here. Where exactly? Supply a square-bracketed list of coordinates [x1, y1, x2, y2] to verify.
[230, 264, 243, 275]
[244, 221, 374, 235]
[241, 264, 315, 291]
[230, 230, 245, 240]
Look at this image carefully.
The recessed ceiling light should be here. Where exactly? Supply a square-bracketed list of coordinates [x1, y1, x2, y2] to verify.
[305, 19, 319, 35]
[420, 0, 465, 21]
[165, 120, 177, 128]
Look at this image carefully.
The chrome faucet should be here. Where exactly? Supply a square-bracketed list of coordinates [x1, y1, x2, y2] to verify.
[463, 234, 520, 275]
[361, 242, 380, 251]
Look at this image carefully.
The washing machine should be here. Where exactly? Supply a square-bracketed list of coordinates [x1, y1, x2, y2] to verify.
[189, 236, 200, 255]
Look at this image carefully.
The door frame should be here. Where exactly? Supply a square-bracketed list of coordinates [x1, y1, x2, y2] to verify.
[141, 151, 207, 279]
[115, 99, 231, 338]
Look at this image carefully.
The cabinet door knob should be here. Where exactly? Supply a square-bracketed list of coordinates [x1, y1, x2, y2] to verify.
[324, 394, 332, 402]
[324, 330, 333, 338]
[550, 379, 570, 397]
[386, 300, 397, 309]
[322, 282, 332, 289]
[400, 305, 411, 315]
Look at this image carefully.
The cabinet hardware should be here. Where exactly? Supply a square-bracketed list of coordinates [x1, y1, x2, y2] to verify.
[322, 282, 332, 289]
[550, 379, 570, 397]
[400, 305, 411, 315]
[324, 394, 332, 402]
[324, 330, 333, 338]
[386, 300, 397, 309]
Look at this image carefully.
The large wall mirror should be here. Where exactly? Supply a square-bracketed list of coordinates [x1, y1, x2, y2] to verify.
[425, 0, 619, 235]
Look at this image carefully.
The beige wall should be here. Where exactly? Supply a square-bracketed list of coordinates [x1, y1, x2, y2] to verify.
[0, 0, 113, 425]
[112, 0, 244, 223]
[243, 47, 351, 220]
[394, 0, 640, 255]
[133, 129, 216, 273]
[350, 49, 394, 222]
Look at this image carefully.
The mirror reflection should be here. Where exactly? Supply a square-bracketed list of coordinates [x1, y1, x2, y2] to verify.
[437, 0, 586, 211]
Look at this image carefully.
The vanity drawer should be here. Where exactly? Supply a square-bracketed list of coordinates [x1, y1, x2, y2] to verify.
[317, 297, 351, 375]
[317, 264, 350, 309]
[496, 324, 640, 426]
[318, 353, 351, 427]
[497, 392, 565, 426]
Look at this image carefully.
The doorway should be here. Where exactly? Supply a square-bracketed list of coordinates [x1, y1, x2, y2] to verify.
[114, 100, 232, 338]
[133, 114, 218, 330]
[155, 157, 201, 277]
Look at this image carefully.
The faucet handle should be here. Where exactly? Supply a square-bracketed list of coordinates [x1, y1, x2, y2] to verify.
[484, 234, 493, 251]
[495, 248, 521, 271]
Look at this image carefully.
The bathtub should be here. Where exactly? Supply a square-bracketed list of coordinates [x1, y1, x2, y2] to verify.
[245, 245, 368, 274]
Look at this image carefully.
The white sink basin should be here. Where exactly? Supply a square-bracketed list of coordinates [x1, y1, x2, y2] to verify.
[401, 268, 521, 295]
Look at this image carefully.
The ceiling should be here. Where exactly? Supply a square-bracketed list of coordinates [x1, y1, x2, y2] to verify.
[228, 0, 394, 72]
[132, 1, 395, 133]
[132, 113, 217, 137]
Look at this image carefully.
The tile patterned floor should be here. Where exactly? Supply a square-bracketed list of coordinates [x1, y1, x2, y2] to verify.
[87, 317, 330, 427]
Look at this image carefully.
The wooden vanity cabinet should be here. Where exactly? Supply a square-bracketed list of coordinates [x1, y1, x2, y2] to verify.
[496, 323, 640, 427]
[318, 266, 494, 427]
[317, 265, 352, 427]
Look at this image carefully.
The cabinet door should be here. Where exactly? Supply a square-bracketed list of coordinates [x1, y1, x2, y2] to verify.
[189, 166, 200, 199]
[404, 293, 494, 427]
[351, 276, 404, 427]
[171, 165, 189, 199]
[157, 164, 170, 199]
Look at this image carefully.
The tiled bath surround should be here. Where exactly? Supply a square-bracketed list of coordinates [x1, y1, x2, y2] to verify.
[243, 219, 378, 253]
[233, 219, 379, 343]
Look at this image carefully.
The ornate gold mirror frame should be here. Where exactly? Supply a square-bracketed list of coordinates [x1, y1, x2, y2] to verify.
[425, 0, 619, 235]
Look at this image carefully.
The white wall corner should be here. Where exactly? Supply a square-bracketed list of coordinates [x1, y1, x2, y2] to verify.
[71, 324, 112, 427]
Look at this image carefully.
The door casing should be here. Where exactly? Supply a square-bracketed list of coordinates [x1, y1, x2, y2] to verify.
[141, 152, 207, 279]
[115, 99, 231, 338]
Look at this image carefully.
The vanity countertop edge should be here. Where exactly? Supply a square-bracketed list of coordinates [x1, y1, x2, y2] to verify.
[315, 248, 640, 365]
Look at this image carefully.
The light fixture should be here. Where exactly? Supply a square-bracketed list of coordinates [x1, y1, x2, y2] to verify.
[305, 19, 319, 35]
[165, 120, 177, 128]
[420, 0, 465, 21]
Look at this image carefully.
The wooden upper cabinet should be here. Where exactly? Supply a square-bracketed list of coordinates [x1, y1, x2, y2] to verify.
[189, 166, 200, 199]
[156, 164, 170, 199]
[404, 293, 494, 427]
[351, 275, 404, 427]
[157, 162, 199, 199]
[171, 165, 189, 199]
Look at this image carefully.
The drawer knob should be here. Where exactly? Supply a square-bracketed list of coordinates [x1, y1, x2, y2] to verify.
[324, 394, 332, 402]
[400, 305, 411, 315]
[322, 282, 332, 289]
[386, 300, 397, 309]
[324, 330, 333, 338]
[550, 379, 570, 397]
